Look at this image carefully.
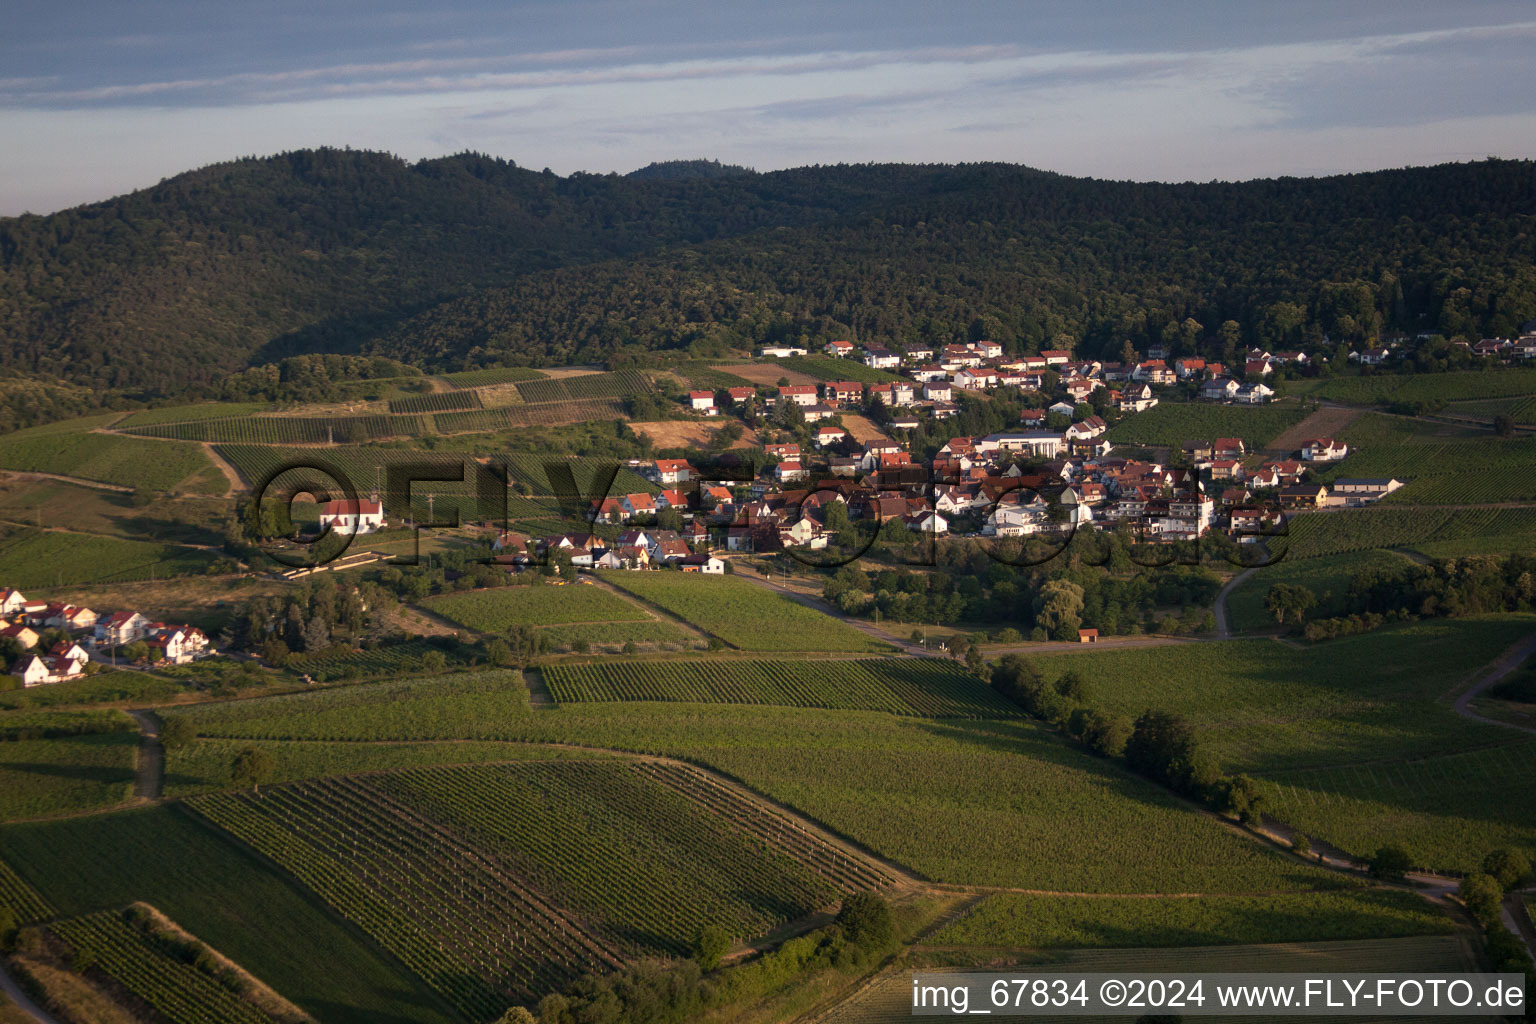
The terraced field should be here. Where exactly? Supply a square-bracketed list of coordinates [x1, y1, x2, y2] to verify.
[543, 657, 1020, 717]
[513, 369, 651, 404]
[1104, 402, 1306, 448]
[0, 853, 54, 922]
[387, 390, 483, 414]
[1285, 506, 1536, 559]
[441, 367, 547, 388]
[0, 417, 220, 493]
[120, 414, 429, 444]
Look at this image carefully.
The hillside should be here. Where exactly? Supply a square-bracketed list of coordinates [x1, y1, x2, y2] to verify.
[2, 152, 1535, 398]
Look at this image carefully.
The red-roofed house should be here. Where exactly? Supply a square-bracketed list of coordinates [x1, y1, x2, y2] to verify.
[320, 498, 384, 535]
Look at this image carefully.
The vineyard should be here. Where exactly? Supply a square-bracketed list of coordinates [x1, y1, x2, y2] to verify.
[50, 909, 284, 1024]
[1104, 402, 1306, 448]
[1445, 395, 1536, 424]
[542, 657, 1021, 717]
[426, 585, 652, 631]
[0, 853, 54, 922]
[0, 526, 217, 588]
[387, 390, 483, 415]
[1309, 434, 1536, 503]
[191, 775, 622, 1018]
[442, 367, 547, 388]
[504, 398, 627, 427]
[513, 369, 652, 404]
[115, 402, 273, 428]
[603, 573, 889, 652]
[370, 761, 883, 952]
[536, 621, 693, 650]
[0, 732, 137, 820]
[281, 639, 476, 681]
[0, 419, 220, 493]
[668, 361, 754, 389]
[1285, 506, 1536, 560]
[1259, 737, 1536, 873]
[776, 356, 903, 383]
[432, 408, 513, 434]
[119, 414, 429, 445]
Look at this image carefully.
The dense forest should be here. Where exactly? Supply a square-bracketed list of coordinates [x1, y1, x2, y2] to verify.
[1, 149, 1534, 406]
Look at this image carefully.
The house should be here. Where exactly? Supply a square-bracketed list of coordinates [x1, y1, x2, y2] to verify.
[1214, 437, 1246, 460]
[40, 603, 96, 631]
[1199, 378, 1240, 402]
[1244, 358, 1273, 377]
[1279, 484, 1328, 509]
[1064, 416, 1107, 441]
[1301, 438, 1349, 462]
[1047, 401, 1076, 417]
[922, 381, 953, 402]
[905, 510, 949, 534]
[726, 386, 756, 405]
[1209, 459, 1245, 482]
[801, 403, 837, 423]
[1040, 349, 1072, 366]
[776, 461, 808, 483]
[862, 346, 901, 369]
[815, 425, 848, 446]
[678, 554, 726, 574]
[953, 368, 998, 390]
[0, 623, 39, 649]
[1077, 629, 1099, 644]
[621, 493, 657, 518]
[905, 345, 935, 362]
[1234, 382, 1274, 405]
[656, 489, 690, 510]
[824, 339, 855, 358]
[320, 498, 384, 535]
[764, 443, 801, 459]
[95, 611, 151, 647]
[758, 345, 807, 358]
[969, 340, 1003, 359]
[1133, 360, 1174, 385]
[1473, 339, 1509, 357]
[1331, 478, 1404, 504]
[1020, 409, 1048, 426]
[778, 384, 818, 407]
[10, 653, 85, 686]
[1351, 347, 1391, 365]
[940, 344, 982, 368]
[1064, 378, 1100, 402]
[1175, 358, 1207, 379]
[0, 589, 25, 616]
[887, 415, 920, 431]
[688, 390, 718, 415]
[824, 381, 866, 404]
[1116, 382, 1158, 412]
[147, 625, 213, 665]
[978, 431, 1066, 458]
[909, 365, 948, 383]
[653, 459, 695, 485]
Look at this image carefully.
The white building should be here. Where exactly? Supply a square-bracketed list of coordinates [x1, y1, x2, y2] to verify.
[320, 498, 385, 535]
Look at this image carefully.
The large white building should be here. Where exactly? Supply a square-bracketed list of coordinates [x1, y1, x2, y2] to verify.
[320, 498, 385, 535]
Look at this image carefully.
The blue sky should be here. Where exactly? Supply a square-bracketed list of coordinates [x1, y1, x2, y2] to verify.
[3, 1, 1535, 214]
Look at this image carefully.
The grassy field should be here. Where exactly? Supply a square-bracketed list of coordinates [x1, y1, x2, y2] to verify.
[169, 677, 1339, 894]
[0, 418, 220, 493]
[1104, 402, 1307, 448]
[542, 657, 1020, 717]
[114, 402, 273, 427]
[425, 583, 651, 630]
[441, 366, 547, 387]
[928, 889, 1452, 949]
[1284, 506, 1536, 560]
[0, 670, 185, 712]
[536, 620, 694, 650]
[0, 804, 459, 1024]
[1317, 367, 1536, 406]
[604, 573, 889, 651]
[0, 525, 218, 587]
[1033, 617, 1536, 772]
[1225, 549, 1418, 632]
[0, 731, 138, 820]
[1309, 432, 1536, 504]
[1260, 737, 1536, 873]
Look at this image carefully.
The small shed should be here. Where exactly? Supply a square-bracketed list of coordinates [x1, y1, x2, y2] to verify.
[1077, 629, 1099, 644]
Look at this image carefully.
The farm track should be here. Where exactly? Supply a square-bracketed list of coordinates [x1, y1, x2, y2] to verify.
[126, 709, 164, 800]
[1450, 631, 1536, 736]
[1214, 567, 1255, 640]
[583, 576, 716, 646]
[0, 470, 131, 493]
[0, 962, 60, 1024]
[200, 443, 247, 493]
[1265, 404, 1364, 455]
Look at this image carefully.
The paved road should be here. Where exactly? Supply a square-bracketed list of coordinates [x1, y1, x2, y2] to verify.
[126, 709, 165, 800]
[0, 961, 60, 1024]
[1451, 633, 1536, 736]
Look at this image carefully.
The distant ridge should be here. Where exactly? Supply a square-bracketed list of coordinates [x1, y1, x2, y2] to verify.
[626, 159, 756, 181]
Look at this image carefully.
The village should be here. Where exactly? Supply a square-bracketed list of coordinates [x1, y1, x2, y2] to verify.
[1, 587, 216, 687]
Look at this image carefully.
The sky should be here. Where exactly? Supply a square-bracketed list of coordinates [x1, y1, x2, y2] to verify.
[3, 0, 1535, 215]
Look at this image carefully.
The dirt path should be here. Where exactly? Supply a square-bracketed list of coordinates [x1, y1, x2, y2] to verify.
[1450, 632, 1536, 735]
[1265, 404, 1364, 455]
[1503, 894, 1536, 965]
[1214, 567, 1256, 640]
[0, 963, 60, 1024]
[126, 709, 164, 800]
[0, 471, 130, 493]
[521, 666, 556, 707]
[201, 443, 247, 494]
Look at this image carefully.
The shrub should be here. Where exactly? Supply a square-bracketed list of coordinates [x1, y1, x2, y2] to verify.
[692, 924, 731, 971]
[1482, 848, 1531, 890]
[1368, 845, 1413, 882]
[1457, 873, 1504, 928]
[836, 892, 893, 949]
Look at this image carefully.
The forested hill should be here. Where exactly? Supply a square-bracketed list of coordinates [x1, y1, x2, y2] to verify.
[2, 150, 1535, 393]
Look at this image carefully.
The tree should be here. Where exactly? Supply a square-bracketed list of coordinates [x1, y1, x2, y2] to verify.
[484, 638, 513, 667]
[691, 924, 731, 971]
[159, 715, 196, 752]
[1264, 583, 1316, 625]
[1124, 710, 1216, 796]
[1291, 832, 1312, 857]
[261, 636, 289, 666]
[1482, 848, 1531, 890]
[836, 892, 893, 948]
[1054, 670, 1093, 702]
[230, 746, 276, 793]
[495, 1008, 536, 1024]
[1458, 872, 1504, 928]
[1367, 845, 1413, 881]
[1494, 414, 1515, 437]
[1080, 710, 1133, 758]
[1217, 774, 1264, 825]
[421, 649, 448, 673]
[1033, 579, 1085, 640]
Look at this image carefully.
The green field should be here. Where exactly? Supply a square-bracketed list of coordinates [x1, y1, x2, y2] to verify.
[425, 583, 651, 631]
[1104, 402, 1306, 448]
[1284, 507, 1536, 560]
[669, 361, 755, 389]
[0, 804, 458, 1024]
[1034, 617, 1536, 773]
[120, 413, 429, 444]
[387, 390, 483, 414]
[0, 731, 138, 820]
[0, 525, 218, 587]
[535, 620, 692, 650]
[0, 851, 54, 922]
[441, 367, 548, 387]
[1225, 549, 1418, 632]
[1309, 432, 1536, 504]
[513, 369, 652, 404]
[169, 677, 1339, 894]
[1260, 737, 1536, 872]
[0, 671, 185, 712]
[1317, 367, 1536, 406]
[603, 573, 888, 651]
[542, 657, 1020, 717]
[929, 889, 1452, 949]
[0, 418, 221, 493]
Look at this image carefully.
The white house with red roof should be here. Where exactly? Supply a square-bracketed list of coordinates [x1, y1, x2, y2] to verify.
[824, 339, 855, 357]
[652, 459, 695, 485]
[688, 390, 718, 414]
[1301, 438, 1349, 462]
[320, 498, 384, 535]
[95, 611, 150, 647]
[0, 588, 26, 616]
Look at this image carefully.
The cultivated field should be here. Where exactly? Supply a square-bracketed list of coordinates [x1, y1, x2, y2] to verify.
[0, 526, 218, 588]
[0, 418, 221, 493]
[603, 573, 888, 651]
[1285, 506, 1536, 560]
[628, 419, 757, 448]
[715, 363, 820, 386]
[1104, 403, 1306, 448]
[441, 367, 547, 388]
[425, 584, 653, 631]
